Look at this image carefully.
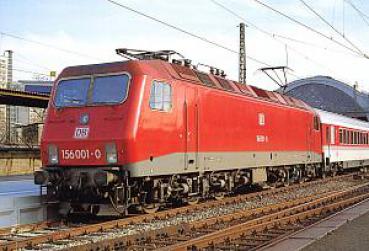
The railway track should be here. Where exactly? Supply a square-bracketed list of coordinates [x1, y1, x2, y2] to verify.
[76, 178, 369, 251]
[0, 174, 366, 250]
[156, 183, 369, 251]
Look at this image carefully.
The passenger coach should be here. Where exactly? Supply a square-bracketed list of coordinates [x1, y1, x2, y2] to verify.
[317, 109, 369, 172]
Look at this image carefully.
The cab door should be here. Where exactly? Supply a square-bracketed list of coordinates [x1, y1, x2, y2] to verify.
[184, 87, 199, 171]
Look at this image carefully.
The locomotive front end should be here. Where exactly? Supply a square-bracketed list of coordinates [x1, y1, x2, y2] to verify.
[35, 63, 138, 214]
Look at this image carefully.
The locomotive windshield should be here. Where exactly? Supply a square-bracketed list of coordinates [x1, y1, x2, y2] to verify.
[54, 74, 129, 107]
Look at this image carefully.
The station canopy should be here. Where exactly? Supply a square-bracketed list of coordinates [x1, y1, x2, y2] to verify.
[0, 88, 49, 108]
[280, 76, 369, 121]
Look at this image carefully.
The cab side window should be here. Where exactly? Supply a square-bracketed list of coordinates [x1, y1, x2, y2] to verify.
[149, 81, 172, 112]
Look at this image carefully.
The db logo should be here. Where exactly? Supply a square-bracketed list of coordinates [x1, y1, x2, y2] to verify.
[74, 127, 89, 139]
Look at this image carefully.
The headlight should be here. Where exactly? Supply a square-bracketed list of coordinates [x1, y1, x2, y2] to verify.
[48, 144, 59, 165]
[105, 143, 117, 164]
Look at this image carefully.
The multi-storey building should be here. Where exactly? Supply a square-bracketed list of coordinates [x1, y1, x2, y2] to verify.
[0, 50, 13, 142]
[0, 54, 6, 86]
[10, 80, 52, 144]
[0, 50, 53, 144]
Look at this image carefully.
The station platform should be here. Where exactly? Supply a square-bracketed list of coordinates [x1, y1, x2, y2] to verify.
[0, 175, 46, 228]
[262, 198, 369, 251]
[302, 208, 369, 251]
[0, 175, 38, 197]
[0, 146, 41, 176]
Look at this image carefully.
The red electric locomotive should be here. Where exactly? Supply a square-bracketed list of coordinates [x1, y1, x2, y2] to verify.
[35, 49, 323, 215]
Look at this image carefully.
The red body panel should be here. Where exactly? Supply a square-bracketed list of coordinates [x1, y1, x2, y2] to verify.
[41, 60, 322, 169]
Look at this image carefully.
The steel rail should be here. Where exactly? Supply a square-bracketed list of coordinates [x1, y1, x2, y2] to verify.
[160, 184, 369, 250]
[0, 173, 359, 250]
[64, 178, 369, 250]
[0, 221, 59, 236]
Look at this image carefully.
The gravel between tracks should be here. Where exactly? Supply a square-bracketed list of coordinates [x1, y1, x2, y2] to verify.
[25, 179, 362, 250]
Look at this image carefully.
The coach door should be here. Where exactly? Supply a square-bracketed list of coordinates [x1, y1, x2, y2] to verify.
[326, 125, 335, 160]
[184, 87, 199, 171]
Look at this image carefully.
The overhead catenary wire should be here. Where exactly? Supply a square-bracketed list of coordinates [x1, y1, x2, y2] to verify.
[3, 63, 51, 78]
[274, 33, 360, 57]
[299, 0, 365, 57]
[251, 0, 369, 59]
[331, 0, 337, 27]
[14, 52, 54, 72]
[104, 0, 271, 67]
[12, 68, 50, 77]
[4, 67, 50, 77]
[209, 0, 306, 79]
[211, 0, 360, 58]
[343, 0, 346, 35]
[209, 0, 353, 84]
[0, 31, 104, 61]
[345, 0, 369, 28]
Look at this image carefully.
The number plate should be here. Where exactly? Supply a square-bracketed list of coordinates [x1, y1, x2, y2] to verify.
[74, 127, 89, 139]
[61, 149, 102, 160]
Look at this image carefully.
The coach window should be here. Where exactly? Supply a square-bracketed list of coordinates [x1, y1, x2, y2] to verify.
[362, 133, 364, 144]
[330, 126, 335, 144]
[352, 131, 355, 144]
[346, 130, 349, 144]
[345, 130, 348, 144]
[326, 127, 330, 144]
[347, 131, 350, 144]
[149, 81, 172, 112]
[339, 129, 343, 144]
[353, 132, 356, 144]
[356, 132, 359, 144]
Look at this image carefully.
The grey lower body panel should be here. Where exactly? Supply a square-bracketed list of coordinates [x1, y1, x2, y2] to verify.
[123, 151, 322, 177]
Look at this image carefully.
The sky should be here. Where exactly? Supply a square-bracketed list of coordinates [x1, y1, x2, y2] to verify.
[1, 0, 369, 91]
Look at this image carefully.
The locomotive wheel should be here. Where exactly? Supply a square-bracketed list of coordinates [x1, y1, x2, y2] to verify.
[214, 192, 225, 201]
[89, 205, 100, 216]
[109, 196, 128, 215]
[187, 196, 200, 205]
[142, 203, 160, 214]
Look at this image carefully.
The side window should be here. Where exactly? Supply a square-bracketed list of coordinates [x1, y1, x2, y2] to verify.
[314, 116, 320, 130]
[149, 81, 172, 112]
[330, 126, 335, 144]
[326, 127, 330, 143]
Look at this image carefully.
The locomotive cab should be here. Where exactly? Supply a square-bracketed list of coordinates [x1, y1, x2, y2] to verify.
[35, 61, 147, 214]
